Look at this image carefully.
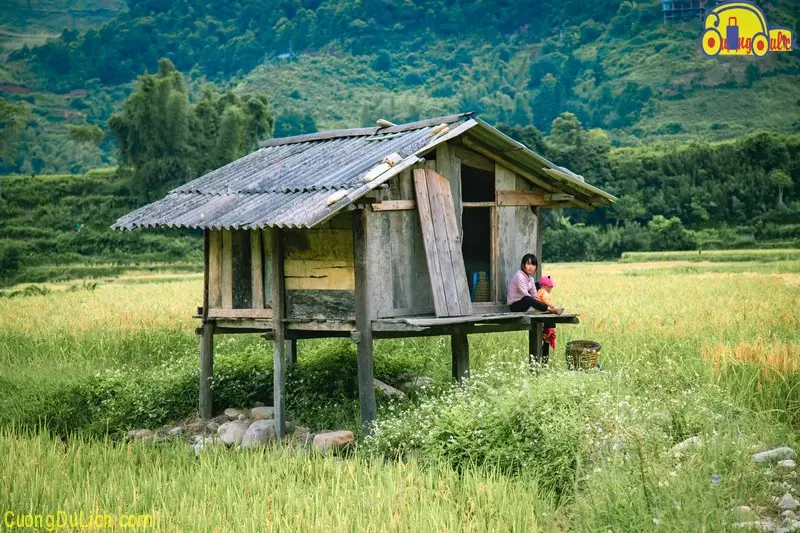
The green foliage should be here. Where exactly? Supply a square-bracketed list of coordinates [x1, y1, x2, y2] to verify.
[67, 124, 104, 145]
[107, 59, 274, 201]
[0, 96, 30, 170]
[647, 215, 697, 251]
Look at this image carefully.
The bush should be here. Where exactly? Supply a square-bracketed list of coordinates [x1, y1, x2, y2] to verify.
[648, 215, 697, 251]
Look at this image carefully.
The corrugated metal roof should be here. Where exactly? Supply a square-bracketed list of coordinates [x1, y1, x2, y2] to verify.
[111, 112, 616, 231]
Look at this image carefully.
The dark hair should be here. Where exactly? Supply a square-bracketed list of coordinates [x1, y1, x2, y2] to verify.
[520, 253, 539, 271]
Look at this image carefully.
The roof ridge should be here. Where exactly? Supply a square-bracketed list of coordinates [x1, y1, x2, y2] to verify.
[259, 112, 473, 148]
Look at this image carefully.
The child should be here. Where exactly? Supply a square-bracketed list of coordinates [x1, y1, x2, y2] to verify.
[535, 276, 557, 363]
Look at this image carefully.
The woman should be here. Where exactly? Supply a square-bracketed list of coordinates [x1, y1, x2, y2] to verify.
[507, 253, 563, 314]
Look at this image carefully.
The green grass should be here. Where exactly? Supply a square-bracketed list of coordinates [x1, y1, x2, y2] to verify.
[620, 248, 800, 263]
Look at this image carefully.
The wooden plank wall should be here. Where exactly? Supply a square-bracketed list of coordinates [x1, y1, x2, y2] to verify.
[495, 163, 540, 304]
[283, 212, 356, 320]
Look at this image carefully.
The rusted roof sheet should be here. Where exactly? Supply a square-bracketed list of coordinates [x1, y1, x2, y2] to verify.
[111, 112, 616, 231]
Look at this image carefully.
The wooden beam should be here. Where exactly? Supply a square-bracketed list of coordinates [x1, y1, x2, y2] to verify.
[462, 135, 557, 192]
[531, 322, 544, 364]
[462, 201, 496, 208]
[203, 229, 210, 320]
[451, 332, 469, 382]
[269, 228, 286, 439]
[452, 144, 495, 172]
[353, 208, 377, 431]
[251, 230, 264, 309]
[496, 190, 547, 206]
[208, 230, 222, 309]
[199, 322, 214, 419]
[371, 200, 416, 211]
[207, 308, 274, 319]
[377, 306, 436, 319]
[221, 229, 233, 309]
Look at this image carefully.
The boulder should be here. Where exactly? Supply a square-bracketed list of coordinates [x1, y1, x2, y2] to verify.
[670, 436, 702, 456]
[193, 437, 224, 456]
[241, 420, 277, 449]
[779, 492, 799, 512]
[168, 427, 184, 437]
[777, 459, 797, 469]
[313, 430, 355, 453]
[250, 406, 275, 420]
[206, 421, 220, 432]
[373, 378, 406, 401]
[753, 447, 796, 464]
[217, 421, 249, 447]
[224, 407, 245, 418]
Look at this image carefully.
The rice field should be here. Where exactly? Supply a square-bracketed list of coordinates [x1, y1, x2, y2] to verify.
[0, 258, 798, 530]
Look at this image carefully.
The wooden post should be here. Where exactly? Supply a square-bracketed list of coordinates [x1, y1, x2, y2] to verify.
[199, 322, 215, 419]
[531, 322, 544, 364]
[202, 229, 210, 320]
[269, 227, 286, 439]
[353, 208, 377, 431]
[287, 339, 298, 373]
[451, 330, 469, 382]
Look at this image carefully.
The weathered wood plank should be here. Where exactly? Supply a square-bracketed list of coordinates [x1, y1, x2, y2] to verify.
[490, 205, 498, 302]
[283, 229, 354, 261]
[451, 332, 470, 382]
[431, 169, 473, 316]
[285, 289, 356, 320]
[283, 260, 355, 291]
[287, 339, 298, 372]
[377, 306, 436, 319]
[208, 230, 222, 308]
[414, 168, 449, 315]
[199, 322, 214, 419]
[496, 190, 547, 206]
[436, 142, 462, 239]
[251, 230, 264, 309]
[372, 200, 416, 211]
[452, 143, 495, 172]
[207, 308, 274, 319]
[424, 169, 462, 316]
[463, 201, 496, 208]
[353, 208, 377, 431]
[221, 229, 233, 309]
[203, 229, 210, 319]
[495, 164, 517, 305]
[261, 229, 274, 308]
[269, 228, 286, 439]
[231, 230, 252, 309]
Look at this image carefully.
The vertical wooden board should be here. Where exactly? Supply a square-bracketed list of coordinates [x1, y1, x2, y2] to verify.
[199, 322, 214, 419]
[436, 142, 462, 239]
[262, 229, 273, 308]
[353, 208, 377, 429]
[251, 230, 264, 309]
[208, 230, 222, 309]
[231, 229, 252, 309]
[221, 229, 233, 309]
[490, 206, 498, 302]
[535, 206, 543, 279]
[414, 168, 448, 315]
[495, 163, 517, 305]
[429, 169, 472, 316]
[364, 208, 392, 320]
[426, 171, 462, 315]
[269, 227, 286, 438]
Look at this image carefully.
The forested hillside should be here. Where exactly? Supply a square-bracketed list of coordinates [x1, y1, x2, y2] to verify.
[1, 0, 799, 175]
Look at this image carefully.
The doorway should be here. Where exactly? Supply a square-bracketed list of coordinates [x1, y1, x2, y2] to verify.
[461, 164, 494, 302]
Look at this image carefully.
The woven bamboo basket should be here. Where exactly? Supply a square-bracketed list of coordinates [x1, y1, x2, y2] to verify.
[565, 340, 601, 370]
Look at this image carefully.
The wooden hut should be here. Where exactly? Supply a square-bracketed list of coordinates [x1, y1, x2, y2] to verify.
[113, 112, 616, 436]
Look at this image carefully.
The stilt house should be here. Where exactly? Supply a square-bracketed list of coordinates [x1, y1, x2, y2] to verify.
[113, 112, 616, 435]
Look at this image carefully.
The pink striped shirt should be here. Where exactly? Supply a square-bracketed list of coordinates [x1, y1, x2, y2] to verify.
[507, 270, 537, 305]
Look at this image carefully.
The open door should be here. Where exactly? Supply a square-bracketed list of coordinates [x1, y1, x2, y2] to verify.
[413, 168, 473, 317]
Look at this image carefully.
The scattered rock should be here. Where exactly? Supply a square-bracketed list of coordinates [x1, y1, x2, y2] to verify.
[670, 436, 702, 455]
[191, 434, 204, 444]
[731, 506, 757, 522]
[237, 414, 247, 421]
[206, 421, 220, 432]
[224, 408, 245, 418]
[217, 421, 249, 447]
[250, 406, 275, 420]
[396, 375, 434, 393]
[778, 460, 797, 469]
[185, 421, 203, 432]
[128, 429, 154, 441]
[313, 430, 354, 453]
[292, 426, 312, 447]
[779, 492, 799, 511]
[373, 378, 407, 400]
[781, 510, 797, 520]
[753, 447, 796, 464]
[732, 519, 775, 531]
[193, 437, 223, 456]
[168, 427, 184, 437]
[241, 420, 277, 448]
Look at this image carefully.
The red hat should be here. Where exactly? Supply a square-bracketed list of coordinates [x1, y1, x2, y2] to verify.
[539, 275, 556, 287]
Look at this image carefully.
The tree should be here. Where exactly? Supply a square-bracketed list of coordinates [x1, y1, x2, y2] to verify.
[67, 124, 105, 145]
[768, 169, 792, 205]
[108, 59, 274, 201]
[647, 215, 697, 251]
[0, 97, 30, 171]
